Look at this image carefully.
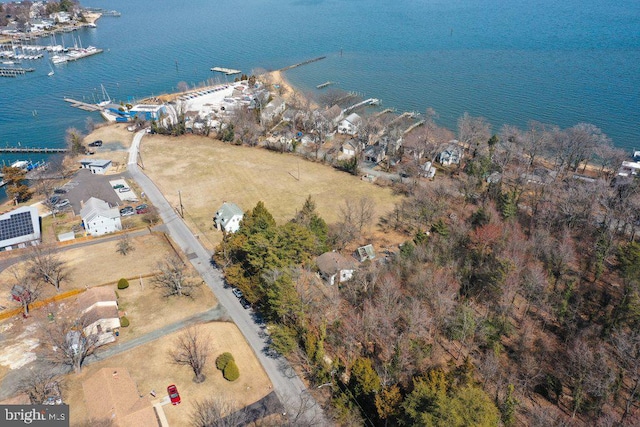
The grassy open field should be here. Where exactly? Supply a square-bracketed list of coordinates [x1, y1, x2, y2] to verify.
[64, 322, 272, 426]
[140, 134, 405, 250]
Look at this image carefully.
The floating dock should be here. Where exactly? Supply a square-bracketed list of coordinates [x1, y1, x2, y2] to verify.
[211, 67, 242, 75]
[64, 98, 104, 112]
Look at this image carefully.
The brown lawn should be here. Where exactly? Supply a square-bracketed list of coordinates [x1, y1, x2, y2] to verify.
[137, 134, 405, 251]
[65, 322, 272, 426]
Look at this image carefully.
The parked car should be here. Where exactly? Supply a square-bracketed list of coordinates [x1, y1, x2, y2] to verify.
[118, 187, 130, 193]
[88, 140, 103, 147]
[49, 196, 60, 205]
[167, 385, 181, 405]
[119, 207, 135, 216]
[232, 288, 244, 299]
[239, 298, 251, 309]
[54, 199, 70, 209]
[53, 188, 67, 194]
[112, 184, 125, 189]
[135, 203, 148, 214]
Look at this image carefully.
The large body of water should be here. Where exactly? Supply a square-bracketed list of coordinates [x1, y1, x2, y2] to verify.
[0, 0, 638, 169]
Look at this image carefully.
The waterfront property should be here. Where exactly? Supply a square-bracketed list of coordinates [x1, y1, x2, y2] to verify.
[80, 197, 122, 236]
[437, 143, 464, 166]
[80, 159, 112, 175]
[129, 104, 167, 121]
[337, 113, 363, 135]
[0, 206, 41, 251]
[214, 202, 244, 233]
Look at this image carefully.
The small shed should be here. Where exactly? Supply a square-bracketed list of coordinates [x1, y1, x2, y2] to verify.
[355, 244, 376, 262]
[11, 284, 30, 303]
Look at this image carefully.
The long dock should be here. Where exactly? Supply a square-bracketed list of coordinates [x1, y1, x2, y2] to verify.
[64, 98, 103, 112]
[403, 120, 425, 135]
[279, 56, 326, 72]
[316, 81, 333, 89]
[342, 98, 381, 115]
[0, 147, 67, 153]
[211, 67, 241, 75]
[0, 67, 35, 77]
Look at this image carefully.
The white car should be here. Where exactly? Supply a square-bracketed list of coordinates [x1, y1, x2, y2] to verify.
[118, 187, 130, 193]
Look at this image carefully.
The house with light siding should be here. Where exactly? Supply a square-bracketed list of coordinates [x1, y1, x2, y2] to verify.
[80, 197, 122, 236]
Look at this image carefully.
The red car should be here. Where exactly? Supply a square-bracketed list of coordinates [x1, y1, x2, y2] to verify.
[167, 385, 181, 405]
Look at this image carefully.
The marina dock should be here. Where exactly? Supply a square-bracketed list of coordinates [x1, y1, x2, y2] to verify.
[64, 98, 104, 112]
[211, 67, 242, 75]
[0, 67, 35, 77]
[0, 147, 67, 153]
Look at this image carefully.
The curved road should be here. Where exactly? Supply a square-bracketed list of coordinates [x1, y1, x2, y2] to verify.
[128, 131, 328, 426]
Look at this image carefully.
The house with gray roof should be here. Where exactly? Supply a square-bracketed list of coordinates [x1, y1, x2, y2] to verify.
[214, 202, 244, 233]
[79, 159, 112, 175]
[316, 252, 356, 286]
[338, 113, 363, 135]
[80, 197, 122, 236]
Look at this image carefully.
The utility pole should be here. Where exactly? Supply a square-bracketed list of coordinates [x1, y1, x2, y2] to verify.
[178, 190, 184, 218]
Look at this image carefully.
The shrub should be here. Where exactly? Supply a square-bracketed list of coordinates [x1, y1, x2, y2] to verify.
[223, 360, 239, 381]
[120, 316, 130, 327]
[117, 278, 129, 290]
[216, 352, 235, 371]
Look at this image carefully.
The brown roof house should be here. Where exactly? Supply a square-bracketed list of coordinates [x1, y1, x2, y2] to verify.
[316, 252, 356, 286]
[77, 287, 120, 346]
[83, 367, 157, 427]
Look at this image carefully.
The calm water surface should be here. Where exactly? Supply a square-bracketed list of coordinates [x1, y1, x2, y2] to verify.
[0, 0, 638, 168]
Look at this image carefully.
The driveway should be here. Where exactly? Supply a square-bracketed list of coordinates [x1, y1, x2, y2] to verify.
[127, 131, 328, 425]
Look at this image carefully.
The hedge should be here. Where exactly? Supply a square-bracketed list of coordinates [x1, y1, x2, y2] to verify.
[117, 278, 130, 290]
[223, 360, 239, 381]
[216, 352, 235, 371]
[120, 316, 130, 327]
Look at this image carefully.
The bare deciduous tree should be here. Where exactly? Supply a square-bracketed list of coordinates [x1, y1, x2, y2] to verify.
[116, 234, 134, 256]
[26, 245, 68, 292]
[65, 127, 85, 156]
[170, 327, 210, 383]
[457, 112, 491, 158]
[41, 311, 99, 373]
[153, 256, 200, 297]
[17, 366, 62, 404]
[9, 266, 42, 316]
[190, 395, 246, 427]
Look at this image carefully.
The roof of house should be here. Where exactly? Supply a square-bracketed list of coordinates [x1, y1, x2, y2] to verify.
[342, 113, 362, 125]
[316, 252, 355, 276]
[77, 287, 117, 313]
[83, 368, 157, 427]
[80, 197, 120, 223]
[80, 159, 112, 168]
[356, 244, 376, 261]
[320, 105, 343, 122]
[215, 202, 243, 224]
[82, 304, 120, 327]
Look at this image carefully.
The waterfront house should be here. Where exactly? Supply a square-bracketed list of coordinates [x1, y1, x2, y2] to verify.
[214, 202, 244, 233]
[0, 206, 41, 251]
[82, 368, 158, 427]
[129, 104, 167, 121]
[77, 287, 120, 346]
[617, 161, 640, 177]
[316, 252, 355, 286]
[80, 159, 112, 175]
[80, 197, 122, 237]
[436, 143, 464, 166]
[260, 96, 286, 125]
[316, 105, 343, 131]
[338, 113, 363, 135]
[364, 144, 386, 164]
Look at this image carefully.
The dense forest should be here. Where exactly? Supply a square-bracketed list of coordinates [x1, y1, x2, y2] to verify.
[214, 111, 640, 426]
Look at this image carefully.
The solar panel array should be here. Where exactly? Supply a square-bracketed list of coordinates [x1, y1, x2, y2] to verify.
[0, 211, 34, 241]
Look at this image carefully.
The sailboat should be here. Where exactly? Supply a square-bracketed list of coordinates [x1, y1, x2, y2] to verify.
[98, 84, 112, 106]
[48, 61, 54, 76]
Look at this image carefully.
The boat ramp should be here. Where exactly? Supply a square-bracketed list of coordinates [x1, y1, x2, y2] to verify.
[211, 67, 242, 75]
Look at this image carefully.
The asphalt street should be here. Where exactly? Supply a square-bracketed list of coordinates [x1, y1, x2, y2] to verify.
[127, 131, 328, 425]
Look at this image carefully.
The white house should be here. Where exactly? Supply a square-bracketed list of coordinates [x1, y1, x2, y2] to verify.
[260, 96, 286, 124]
[79, 159, 112, 175]
[77, 287, 120, 346]
[214, 202, 244, 233]
[80, 197, 122, 236]
[0, 206, 41, 251]
[341, 139, 359, 158]
[618, 161, 640, 177]
[437, 144, 464, 166]
[337, 113, 363, 135]
[421, 161, 436, 179]
[316, 252, 355, 286]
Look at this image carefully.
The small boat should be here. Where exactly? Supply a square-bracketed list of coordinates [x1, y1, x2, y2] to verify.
[48, 69, 54, 76]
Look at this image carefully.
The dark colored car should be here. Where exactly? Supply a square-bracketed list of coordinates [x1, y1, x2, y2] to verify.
[239, 298, 251, 309]
[167, 384, 181, 405]
[136, 203, 148, 214]
[112, 184, 125, 189]
[53, 188, 67, 194]
[88, 140, 103, 147]
[120, 207, 135, 216]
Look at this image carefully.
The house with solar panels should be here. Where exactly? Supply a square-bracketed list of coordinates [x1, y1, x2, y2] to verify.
[0, 206, 41, 251]
[80, 197, 122, 236]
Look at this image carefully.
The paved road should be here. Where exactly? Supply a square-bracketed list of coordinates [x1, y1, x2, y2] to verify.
[127, 131, 328, 426]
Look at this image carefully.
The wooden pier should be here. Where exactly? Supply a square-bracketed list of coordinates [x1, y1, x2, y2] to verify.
[279, 56, 326, 72]
[403, 120, 425, 135]
[342, 98, 381, 115]
[0, 147, 67, 153]
[0, 67, 35, 77]
[211, 67, 242, 75]
[64, 98, 103, 112]
[316, 81, 333, 89]
[375, 108, 394, 117]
